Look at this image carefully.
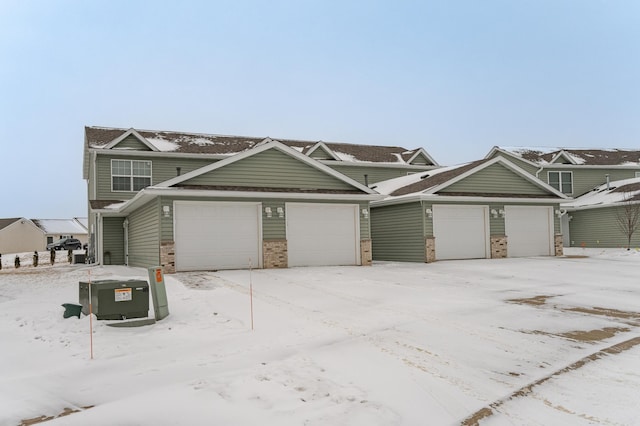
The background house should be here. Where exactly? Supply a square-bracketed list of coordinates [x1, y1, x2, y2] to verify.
[31, 218, 88, 248]
[0, 218, 43, 254]
[370, 157, 566, 262]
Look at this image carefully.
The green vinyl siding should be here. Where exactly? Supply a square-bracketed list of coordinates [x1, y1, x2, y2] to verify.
[568, 207, 640, 248]
[486, 153, 540, 175]
[112, 135, 152, 150]
[103, 217, 125, 265]
[545, 168, 640, 197]
[371, 202, 425, 262]
[158, 196, 370, 241]
[327, 164, 436, 185]
[94, 154, 218, 200]
[309, 148, 334, 160]
[128, 199, 160, 267]
[184, 149, 354, 190]
[443, 163, 549, 195]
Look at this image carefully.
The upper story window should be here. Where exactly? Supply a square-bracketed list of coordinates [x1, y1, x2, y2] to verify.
[111, 159, 152, 192]
[548, 171, 572, 194]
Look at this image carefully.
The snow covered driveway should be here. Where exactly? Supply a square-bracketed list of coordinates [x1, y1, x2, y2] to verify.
[1, 249, 639, 425]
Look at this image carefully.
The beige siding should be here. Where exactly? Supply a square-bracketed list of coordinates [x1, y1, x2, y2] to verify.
[444, 163, 549, 195]
[0, 221, 44, 253]
[184, 150, 355, 190]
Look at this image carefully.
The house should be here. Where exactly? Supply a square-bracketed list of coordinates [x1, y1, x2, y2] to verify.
[485, 147, 640, 197]
[369, 156, 567, 263]
[561, 177, 640, 249]
[0, 218, 89, 254]
[83, 126, 439, 272]
[0, 218, 43, 254]
[31, 218, 89, 248]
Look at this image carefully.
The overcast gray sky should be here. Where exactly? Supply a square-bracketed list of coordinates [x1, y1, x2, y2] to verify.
[1, 0, 638, 218]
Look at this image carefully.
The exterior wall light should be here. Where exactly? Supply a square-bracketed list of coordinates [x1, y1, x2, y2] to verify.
[499, 209, 506, 218]
[265, 207, 272, 218]
[361, 208, 369, 218]
[162, 205, 171, 217]
[425, 208, 433, 219]
[276, 207, 284, 218]
[490, 209, 498, 218]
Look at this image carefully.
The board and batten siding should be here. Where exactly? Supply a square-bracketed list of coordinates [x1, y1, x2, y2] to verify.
[568, 207, 640, 248]
[127, 199, 161, 268]
[159, 197, 370, 242]
[102, 217, 125, 265]
[442, 163, 549, 195]
[94, 154, 218, 200]
[184, 150, 354, 190]
[328, 164, 434, 185]
[371, 202, 425, 262]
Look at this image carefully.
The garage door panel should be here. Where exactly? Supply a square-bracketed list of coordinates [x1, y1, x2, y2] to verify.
[433, 205, 489, 260]
[287, 203, 359, 267]
[175, 202, 261, 271]
[505, 206, 553, 257]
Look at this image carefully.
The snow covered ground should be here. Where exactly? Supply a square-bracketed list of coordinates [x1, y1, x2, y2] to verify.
[1, 248, 639, 425]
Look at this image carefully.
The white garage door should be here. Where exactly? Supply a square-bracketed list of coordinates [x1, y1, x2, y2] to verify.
[432, 205, 490, 260]
[174, 201, 261, 271]
[505, 206, 554, 257]
[286, 203, 360, 267]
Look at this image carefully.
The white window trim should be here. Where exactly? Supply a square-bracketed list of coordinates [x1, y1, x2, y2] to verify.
[547, 170, 573, 195]
[635, 172, 640, 178]
[111, 159, 152, 192]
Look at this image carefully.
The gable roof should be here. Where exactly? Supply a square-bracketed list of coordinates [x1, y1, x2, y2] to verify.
[0, 218, 22, 231]
[31, 219, 88, 234]
[487, 146, 640, 167]
[157, 140, 377, 194]
[85, 126, 438, 165]
[374, 156, 566, 200]
[563, 177, 640, 210]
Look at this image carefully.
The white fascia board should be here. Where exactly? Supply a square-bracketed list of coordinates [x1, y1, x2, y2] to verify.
[319, 160, 440, 170]
[484, 147, 541, 167]
[425, 156, 567, 199]
[90, 148, 230, 161]
[406, 148, 440, 167]
[156, 140, 378, 195]
[306, 142, 341, 161]
[371, 194, 563, 208]
[104, 128, 159, 151]
[100, 187, 384, 215]
[549, 150, 577, 165]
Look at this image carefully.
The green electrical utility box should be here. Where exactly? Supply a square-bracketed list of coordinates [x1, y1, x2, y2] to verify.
[79, 279, 149, 320]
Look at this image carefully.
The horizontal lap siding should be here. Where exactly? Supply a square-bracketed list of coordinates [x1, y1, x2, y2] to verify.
[569, 207, 640, 248]
[115, 135, 151, 150]
[487, 154, 539, 175]
[371, 203, 424, 262]
[444, 164, 549, 195]
[545, 168, 639, 197]
[95, 155, 217, 200]
[103, 217, 125, 265]
[185, 150, 354, 190]
[128, 199, 160, 267]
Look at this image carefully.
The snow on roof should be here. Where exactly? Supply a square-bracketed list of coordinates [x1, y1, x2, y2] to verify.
[31, 219, 87, 234]
[372, 163, 469, 195]
[562, 177, 640, 209]
[496, 147, 640, 166]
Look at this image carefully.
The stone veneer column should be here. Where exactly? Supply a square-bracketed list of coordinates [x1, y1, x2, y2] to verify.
[360, 239, 372, 266]
[263, 239, 288, 268]
[490, 235, 508, 259]
[554, 234, 564, 256]
[160, 241, 176, 274]
[425, 237, 436, 263]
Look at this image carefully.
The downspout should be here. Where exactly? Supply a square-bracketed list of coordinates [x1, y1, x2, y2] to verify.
[97, 212, 102, 265]
[123, 218, 129, 266]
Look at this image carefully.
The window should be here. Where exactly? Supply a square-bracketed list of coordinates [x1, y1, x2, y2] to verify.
[548, 171, 572, 194]
[111, 159, 152, 191]
[635, 172, 640, 178]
